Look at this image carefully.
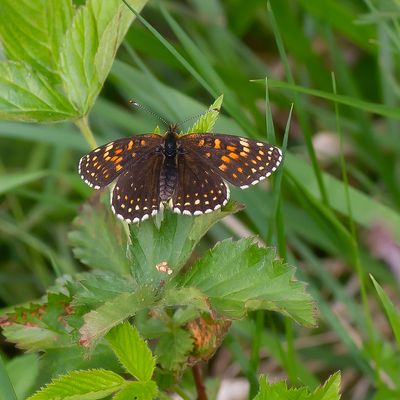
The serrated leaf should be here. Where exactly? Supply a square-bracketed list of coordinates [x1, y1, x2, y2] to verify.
[113, 381, 157, 400]
[79, 287, 157, 347]
[27, 369, 125, 400]
[0, 0, 74, 83]
[155, 328, 193, 371]
[161, 287, 212, 325]
[186, 94, 224, 133]
[370, 275, 400, 348]
[68, 200, 130, 275]
[60, 0, 147, 114]
[254, 372, 341, 400]
[178, 238, 317, 327]
[69, 271, 136, 309]
[0, 293, 74, 351]
[0, 61, 76, 121]
[106, 322, 155, 381]
[128, 201, 243, 284]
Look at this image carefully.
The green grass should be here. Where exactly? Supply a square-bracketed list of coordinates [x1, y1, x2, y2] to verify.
[1, 0, 400, 399]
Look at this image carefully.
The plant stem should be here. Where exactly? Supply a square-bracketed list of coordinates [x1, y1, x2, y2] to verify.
[192, 364, 207, 400]
[75, 116, 98, 149]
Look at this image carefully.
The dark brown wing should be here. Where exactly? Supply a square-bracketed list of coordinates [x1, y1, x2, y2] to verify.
[179, 133, 282, 188]
[171, 151, 229, 216]
[111, 152, 163, 223]
[78, 134, 163, 189]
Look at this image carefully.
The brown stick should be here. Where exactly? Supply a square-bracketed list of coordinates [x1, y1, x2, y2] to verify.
[192, 364, 207, 400]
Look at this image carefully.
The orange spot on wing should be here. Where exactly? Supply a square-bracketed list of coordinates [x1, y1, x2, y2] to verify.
[232, 173, 238, 178]
[198, 139, 205, 146]
[221, 155, 231, 163]
[240, 151, 248, 158]
[127, 140, 134, 150]
[116, 157, 123, 163]
[114, 149, 123, 155]
[237, 167, 243, 173]
[214, 139, 221, 149]
[116, 165, 122, 172]
[111, 156, 118, 162]
[140, 140, 146, 146]
[229, 152, 239, 160]
[206, 152, 211, 158]
[218, 164, 227, 172]
[227, 145, 236, 152]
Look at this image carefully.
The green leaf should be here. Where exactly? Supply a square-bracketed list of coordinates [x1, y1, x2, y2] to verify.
[179, 238, 317, 327]
[186, 94, 223, 133]
[0, 61, 76, 122]
[69, 271, 136, 309]
[113, 381, 157, 400]
[60, 0, 147, 114]
[79, 287, 157, 347]
[27, 369, 125, 400]
[254, 372, 341, 400]
[1, 293, 74, 351]
[155, 328, 193, 371]
[68, 200, 131, 275]
[128, 201, 244, 284]
[0, 0, 74, 83]
[106, 322, 155, 381]
[370, 275, 400, 349]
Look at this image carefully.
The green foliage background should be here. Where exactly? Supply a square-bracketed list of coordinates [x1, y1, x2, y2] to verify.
[1, 0, 400, 399]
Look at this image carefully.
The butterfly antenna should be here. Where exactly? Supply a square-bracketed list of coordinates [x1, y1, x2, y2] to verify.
[176, 107, 220, 129]
[129, 100, 169, 127]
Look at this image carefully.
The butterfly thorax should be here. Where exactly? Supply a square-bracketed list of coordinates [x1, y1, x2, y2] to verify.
[162, 124, 179, 157]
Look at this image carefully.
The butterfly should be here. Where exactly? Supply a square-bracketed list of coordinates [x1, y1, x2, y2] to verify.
[78, 124, 283, 223]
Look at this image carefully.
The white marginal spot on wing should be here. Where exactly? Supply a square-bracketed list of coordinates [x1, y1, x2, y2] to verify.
[193, 210, 203, 216]
[183, 210, 192, 216]
[133, 217, 140, 223]
[173, 207, 182, 214]
[205, 209, 213, 214]
[240, 184, 249, 189]
[251, 179, 259, 185]
[151, 209, 158, 216]
[94, 185, 100, 189]
[116, 213, 125, 221]
[141, 214, 149, 221]
[214, 204, 221, 210]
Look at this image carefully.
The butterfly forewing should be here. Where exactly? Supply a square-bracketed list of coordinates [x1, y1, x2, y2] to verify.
[180, 133, 282, 188]
[171, 152, 229, 215]
[111, 153, 163, 223]
[78, 134, 162, 188]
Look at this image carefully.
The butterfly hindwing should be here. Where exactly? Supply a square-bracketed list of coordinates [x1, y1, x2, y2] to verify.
[111, 153, 164, 223]
[180, 133, 282, 188]
[78, 134, 162, 189]
[171, 151, 229, 215]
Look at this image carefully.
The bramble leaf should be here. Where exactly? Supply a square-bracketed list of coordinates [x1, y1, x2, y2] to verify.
[254, 372, 341, 400]
[106, 322, 155, 381]
[68, 199, 131, 275]
[0, 0, 74, 83]
[113, 381, 158, 400]
[178, 238, 317, 326]
[128, 201, 244, 284]
[0, 61, 76, 122]
[60, 0, 147, 114]
[79, 287, 157, 348]
[155, 328, 193, 371]
[27, 369, 125, 400]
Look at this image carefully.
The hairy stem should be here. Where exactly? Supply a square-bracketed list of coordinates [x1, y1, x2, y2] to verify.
[192, 364, 207, 400]
[75, 116, 98, 149]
